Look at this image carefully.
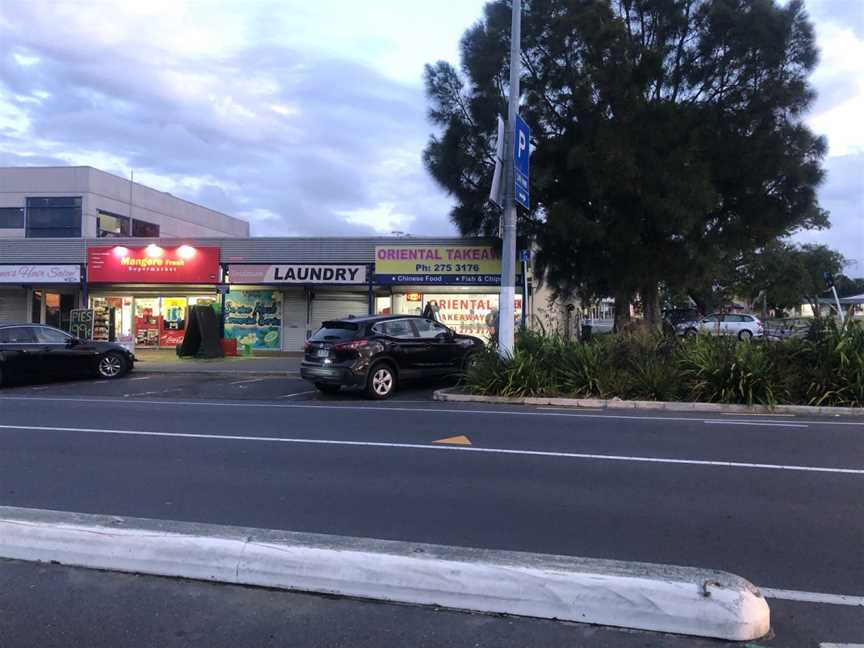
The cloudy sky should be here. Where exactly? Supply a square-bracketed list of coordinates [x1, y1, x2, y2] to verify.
[0, 0, 861, 270]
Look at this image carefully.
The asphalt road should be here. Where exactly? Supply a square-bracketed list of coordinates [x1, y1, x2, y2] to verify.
[0, 373, 862, 645]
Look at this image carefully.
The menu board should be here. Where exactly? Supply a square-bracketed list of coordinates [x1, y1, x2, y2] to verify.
[70, 309, 94, 339]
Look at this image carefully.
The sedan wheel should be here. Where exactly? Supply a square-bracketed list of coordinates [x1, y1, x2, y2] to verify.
[97, 352, 127, 379]
[738, 329, 753, 341]
[367, 364, 396, 399]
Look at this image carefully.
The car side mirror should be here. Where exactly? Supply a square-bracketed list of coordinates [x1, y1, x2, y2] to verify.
[68, 337, 81, 347]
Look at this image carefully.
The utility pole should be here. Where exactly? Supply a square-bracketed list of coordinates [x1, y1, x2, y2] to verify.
[498, 0, 521, 358]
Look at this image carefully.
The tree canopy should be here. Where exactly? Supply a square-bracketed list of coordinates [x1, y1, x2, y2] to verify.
[733, 241, 845, 314]
[424, 0, 829, 324]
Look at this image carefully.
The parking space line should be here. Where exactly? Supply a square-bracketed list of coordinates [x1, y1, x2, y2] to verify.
[128, 376, 152, 381]
[277, 391, 317, 399]
[229, 378, 267, 385]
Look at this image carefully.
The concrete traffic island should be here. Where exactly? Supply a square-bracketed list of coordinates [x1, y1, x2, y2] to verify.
[0, 506, 769, 641]
[434, 387, 864, 418]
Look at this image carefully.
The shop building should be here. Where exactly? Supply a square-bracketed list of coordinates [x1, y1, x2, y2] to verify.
[0, 237, 534, 351]
[0, 166, 249, 330]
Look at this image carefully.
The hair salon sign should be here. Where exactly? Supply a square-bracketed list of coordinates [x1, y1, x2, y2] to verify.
[0, 264, 81, 284]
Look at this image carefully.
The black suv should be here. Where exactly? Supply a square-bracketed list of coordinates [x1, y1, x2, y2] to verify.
[0, 324, 135, 386]
[301, 315, 484, 399]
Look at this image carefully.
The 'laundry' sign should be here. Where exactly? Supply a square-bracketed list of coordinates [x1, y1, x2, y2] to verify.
[228, 264, 367, 285]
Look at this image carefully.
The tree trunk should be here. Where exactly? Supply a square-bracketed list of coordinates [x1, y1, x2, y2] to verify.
[640, 281, 661, 329]
[613, 289, 632, 332]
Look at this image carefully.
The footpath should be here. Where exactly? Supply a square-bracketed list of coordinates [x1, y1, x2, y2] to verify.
[132, 350, 301, 375]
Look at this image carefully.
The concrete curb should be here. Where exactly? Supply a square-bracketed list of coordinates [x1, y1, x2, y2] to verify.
[433, 388, 864, 418]
[0, 506, 769, 641]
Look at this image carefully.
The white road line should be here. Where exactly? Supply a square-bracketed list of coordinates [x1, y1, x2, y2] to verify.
[762, 588, 864, 607]
[704, 420, 809, 428]
[0, 424, 862, 475]
[820, 644, 864, 647]
[719, 411, 795, 417]
[1, 395, 861, 427]
[128, 376, 152, 381]
[229, 378, 267, 385]
[277, 391, 317, 399]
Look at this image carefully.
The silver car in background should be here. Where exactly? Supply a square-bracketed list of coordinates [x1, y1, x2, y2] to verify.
[680, 313, 764, 340]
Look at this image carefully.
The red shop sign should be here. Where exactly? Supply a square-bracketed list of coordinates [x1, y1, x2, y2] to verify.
[87, 245, 220, 283]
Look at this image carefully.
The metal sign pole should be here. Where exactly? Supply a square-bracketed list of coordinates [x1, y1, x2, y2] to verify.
[498, 0, 521, 358]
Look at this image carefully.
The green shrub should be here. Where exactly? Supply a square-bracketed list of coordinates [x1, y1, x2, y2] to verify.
[464, 322, 864, 407]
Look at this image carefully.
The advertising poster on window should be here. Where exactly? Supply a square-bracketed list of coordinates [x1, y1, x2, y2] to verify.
[424, 294, 522, 342]
[160, 297, 187, 347]
[224, 290, 282, 350]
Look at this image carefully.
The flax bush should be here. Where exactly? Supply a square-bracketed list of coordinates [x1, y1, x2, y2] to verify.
[464, 321, 864, 407]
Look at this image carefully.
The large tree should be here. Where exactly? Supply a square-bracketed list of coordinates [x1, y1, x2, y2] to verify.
[733, 241, 845, 314]
[424, 0, 828, 326]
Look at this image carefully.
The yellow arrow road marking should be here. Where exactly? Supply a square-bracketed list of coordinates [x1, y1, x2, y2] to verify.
[434, 435, 472, 446]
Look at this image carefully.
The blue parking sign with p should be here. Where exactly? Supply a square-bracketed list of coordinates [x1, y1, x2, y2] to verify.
[513, 115, 530, 209]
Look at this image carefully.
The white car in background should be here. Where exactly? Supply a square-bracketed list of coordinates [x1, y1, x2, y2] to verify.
[681, 313, 764, 340]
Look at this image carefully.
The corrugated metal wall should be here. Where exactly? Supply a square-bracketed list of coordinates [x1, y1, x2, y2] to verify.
[0, 237, 495, 265]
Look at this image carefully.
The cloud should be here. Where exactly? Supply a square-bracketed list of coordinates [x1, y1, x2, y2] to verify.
[0, 0, 859, 270]
[795, 153, 864, 273]
[0, 1, 458, 238]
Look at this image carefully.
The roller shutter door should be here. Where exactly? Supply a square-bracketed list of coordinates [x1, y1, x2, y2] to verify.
[0, 289, 27, 324]
[281, 290, 308, 352]
[310, 292, 369, 334]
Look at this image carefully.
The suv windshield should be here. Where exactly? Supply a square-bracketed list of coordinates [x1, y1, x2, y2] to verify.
[310, 322, 359, 342]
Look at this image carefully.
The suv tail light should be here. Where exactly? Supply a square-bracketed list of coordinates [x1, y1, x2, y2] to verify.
[333, 338, 370, 352]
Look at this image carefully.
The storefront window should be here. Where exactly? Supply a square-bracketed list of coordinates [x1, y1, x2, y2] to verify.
[160, 297, 187, 347]
[134, 298, 160, 347]
[43, 292, 76, 330]
[31, 289, 42, 323]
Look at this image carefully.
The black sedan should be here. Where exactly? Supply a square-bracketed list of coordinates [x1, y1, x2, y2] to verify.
[0, 324, 135, 386]
[301, 315, 484, 399]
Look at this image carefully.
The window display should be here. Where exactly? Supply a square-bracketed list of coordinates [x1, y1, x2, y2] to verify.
[134, 298, 160, 347]
[224, 290, 282, 350]
[160, 297, 187, 347]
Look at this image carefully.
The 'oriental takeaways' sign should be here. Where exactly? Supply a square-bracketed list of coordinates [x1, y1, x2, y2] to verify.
[228, 264, 367, 285]
[374, 245, 501, 285]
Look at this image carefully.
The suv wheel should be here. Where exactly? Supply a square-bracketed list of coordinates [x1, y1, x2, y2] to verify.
[366, 363, 396, 399]
[738, 329, 753, 341]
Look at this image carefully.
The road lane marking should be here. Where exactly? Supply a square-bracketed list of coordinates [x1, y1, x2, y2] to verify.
[820, 644, 864, 647]
[128, 376, 152, 381]
[0, 424, 862, 475]
[762, 587, 864, 607]
[0, 396, 861, 426]
[704, 420, 809, 428]
[277, 391, 317, 399]
[229, 378, 267, 385]
[434, 435, 472, 445]
[719, 412, 795, 417]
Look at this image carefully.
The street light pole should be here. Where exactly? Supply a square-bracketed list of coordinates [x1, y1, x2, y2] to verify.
[498, 0, 521, 358]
